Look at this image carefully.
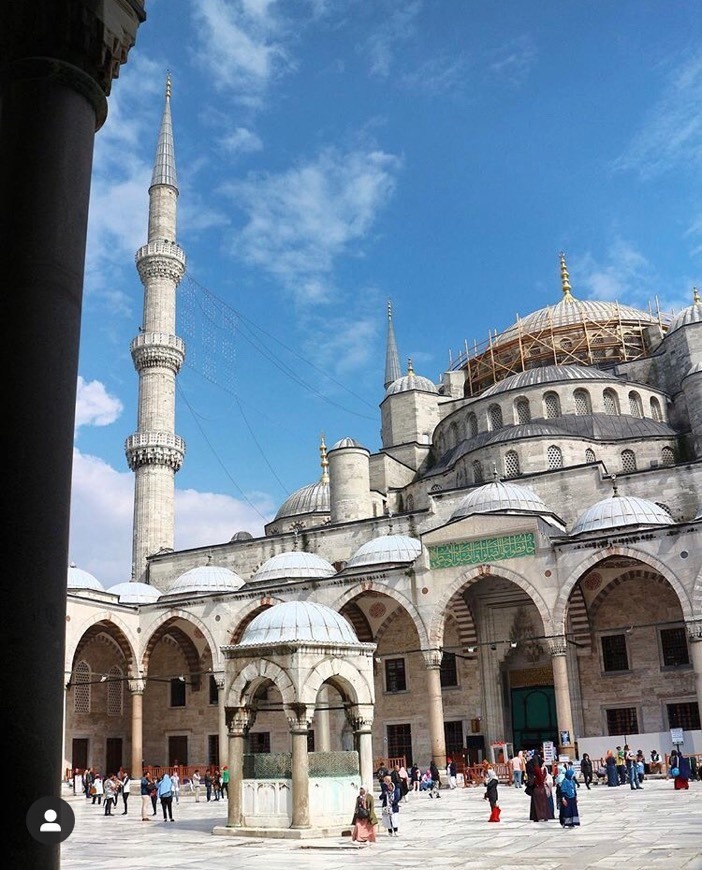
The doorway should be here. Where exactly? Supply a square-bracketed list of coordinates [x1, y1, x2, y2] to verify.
[169, 735, 188, 766]
[72, 738, 88, 772]
[106, 737, 123, 775]
[511, 685, 557, 750]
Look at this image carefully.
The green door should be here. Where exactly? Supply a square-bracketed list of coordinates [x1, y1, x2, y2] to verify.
[511, 685, 557, 750]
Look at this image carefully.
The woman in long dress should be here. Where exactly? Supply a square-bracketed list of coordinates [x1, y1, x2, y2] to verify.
[528, 756, 551, 822]
[605, 750, 618, 787]
[351, 787, 377, 844]
[560, 768, 580, 828]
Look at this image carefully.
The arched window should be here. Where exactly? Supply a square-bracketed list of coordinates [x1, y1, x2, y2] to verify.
[472, 459, 484, 483]
[603, 389, 619, 415]
[628, 391, 643, 418]
[447, 422, 459, 450]
[621, 449, 637, 472]
[574, 389, 591, 416]
[515, 397, 531, 424]
[650, 397, 662, 422]
[406, 494, 415, 511]
[107, 665, 124, 716]
[547, 445, 563, 469]
[661, 446, 675, 466]
[73, 661, 91, 714]
[544, 391, 561, 419]
[488, 404, 503, 431]
[585, 448, 596, 464]
[467, 412, 478, 438]
[504, 450, 520, 478]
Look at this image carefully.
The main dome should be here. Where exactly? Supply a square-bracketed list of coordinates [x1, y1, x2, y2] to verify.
[481, 364, 611, 396]
[346, 534, 422, 568]
[169, 565, 245, 595]
[571, 495, 674, 535]
[238, 600, 358, 646]
[252, 551, 336, 583]
[452, 480, 549, 519]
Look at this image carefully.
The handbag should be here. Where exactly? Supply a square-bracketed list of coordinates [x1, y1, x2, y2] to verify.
[356, 804, 370, 820]
[524, 778, 534, 796]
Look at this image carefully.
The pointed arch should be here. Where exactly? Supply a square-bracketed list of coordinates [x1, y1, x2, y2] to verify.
[226, 659, 296, 708]
[301, 658, 374, 707]
[328, 584, 430, 650]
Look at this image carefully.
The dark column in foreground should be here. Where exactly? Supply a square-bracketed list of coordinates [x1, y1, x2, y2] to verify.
[0, 3, 145, 867]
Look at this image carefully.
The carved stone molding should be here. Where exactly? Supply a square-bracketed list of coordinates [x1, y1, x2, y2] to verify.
[226, 706, 256, 736]
[285, 702, 313, 732]
[125, 432, 185, 471]
[422, 648, 443, 669]
[136, 257, 186, 285]
[548, 636, 568, 657]
[686, 619, 702, 643]
[128, 678, 146, 694]
[131, 333, 185, 373]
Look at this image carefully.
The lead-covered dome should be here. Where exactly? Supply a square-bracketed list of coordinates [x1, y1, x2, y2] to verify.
[481, 364, 610, 397]
[667, 290, 702, 335]
[385, 360, 438, 397]
[238, 600, 358, 646]
[169, 565, 245, 595]
[346, 534, 422, 569]
[68, 564, 103, 591]
[252, 551, 336, 583]
[106, 581, 161, 604]
[330, 437, 366, 450]
[452, 480, 549, 519]
[571, 495, 674, 535]
[274, 479, 330, 521]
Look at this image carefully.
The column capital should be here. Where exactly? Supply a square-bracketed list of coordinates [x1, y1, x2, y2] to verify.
[548, 635, 568, 657]
[686, 619, 702, 643]
[226, 706, 256, 736]
[285, 702, 313, 732]
[211, 672, 225, 691]
[128, 678, 146, 694]
[422, 648, 444, 669]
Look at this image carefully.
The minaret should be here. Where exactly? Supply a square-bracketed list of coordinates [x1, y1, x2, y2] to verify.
[384, 299, 402, 389]
[125, 74, 186, 583]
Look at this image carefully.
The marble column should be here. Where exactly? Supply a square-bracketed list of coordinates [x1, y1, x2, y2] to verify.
[215, 675, 228, 769]
[225, 707, 254, 828]
[129, 680, 145, 779]
[353, 716, 375, 789]
[686, 620, 702, 722]
[315, 686, 331, 752]
[424, 651, 447, 770]
[287, 705, 312, 829]
[549, 636, 576, 759]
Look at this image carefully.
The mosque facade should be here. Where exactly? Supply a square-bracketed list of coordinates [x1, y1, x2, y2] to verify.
[64, 81, 702, 790]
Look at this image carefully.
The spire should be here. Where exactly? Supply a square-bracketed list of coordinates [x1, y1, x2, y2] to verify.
[407, 357, 414, 375]
[559, 252, 575, 302]
[319, 434, 329, 484]
[150, 72, 178, 192]
[384, 299, 402, 388]
[694, 286, 701, 305]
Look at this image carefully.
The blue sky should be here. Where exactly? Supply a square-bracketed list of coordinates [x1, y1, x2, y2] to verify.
[71, 0, 702, 584]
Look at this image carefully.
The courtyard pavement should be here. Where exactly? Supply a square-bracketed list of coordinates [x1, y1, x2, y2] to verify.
[60, 777, 701, 869]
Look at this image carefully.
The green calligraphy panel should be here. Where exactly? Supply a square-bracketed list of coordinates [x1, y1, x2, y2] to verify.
[428, 533, 535, 569]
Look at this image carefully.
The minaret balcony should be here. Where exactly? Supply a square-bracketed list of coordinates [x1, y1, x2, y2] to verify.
[136, 240, 186, 284]
[125, 431, 185, 471]
[130, 332, 185, 371]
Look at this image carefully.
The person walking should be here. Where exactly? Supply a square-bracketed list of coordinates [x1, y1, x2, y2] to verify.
[580, 754, 593, 790]
[204, 768, 214, 802]
[158, 772, 175, 822]
[447, 758, 457, 789]
[380, 774, 401, 837]
[484, 767, 500, 822]
[559, 768, 580, 828]
[605, 750, 619, 787]
[120, 771, 131, 814]
[170, 769, 180, 804]
[140, 770, 154, 821]
[409, 763, 420, 793]
[192, 769, 202, 802]
[626, 746, 642, 790]
[527, 754, 550, 822]
[510, 753, 523, 788]
[103, 775, 118, 815]
[91, 774, 103, 806]
[221, 766, 230, 799]
[350, 786, 377, 844]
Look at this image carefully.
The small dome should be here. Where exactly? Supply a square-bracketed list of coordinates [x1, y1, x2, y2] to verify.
[238, 600, 358, 646]
[346, 534, 422, 569]
[668, 293, 702, 334]
[169, 565, 245, 595]
[385, 371, 438, 397]
[252, 551, 336, 583]
[684, 362, 702, 379]
[481, 364, 610, 397]
[330, 437, 367, 451]
[571, 495, 675, 535]
[274, 479, 330, 521]
[68, 564, 103, 591]
[452, 480, 549, 519]
[106, 581, 161, 604]
[230, 530, 254, 542]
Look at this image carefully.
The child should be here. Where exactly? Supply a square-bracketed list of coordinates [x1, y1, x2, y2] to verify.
[484, 767, 500, 822]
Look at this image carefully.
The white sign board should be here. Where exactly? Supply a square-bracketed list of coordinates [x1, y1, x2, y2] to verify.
[542, 741, 555, 764]
[670, 728, 684, 745]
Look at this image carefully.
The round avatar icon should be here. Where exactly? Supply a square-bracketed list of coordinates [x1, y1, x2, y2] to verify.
[26, 797, 75, 844]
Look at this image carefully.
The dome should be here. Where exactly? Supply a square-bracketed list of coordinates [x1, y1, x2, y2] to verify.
[346, 534, 422, 569]
[238, 600, 358, 646]
[452, 480, 549, 519]
[230, 530, 253, 542]
[106, 581, 161, 604]
[274, 479, 330, 521]
[169, 565, 245, 595]
[668, 291, 702, 334]
[571, 495, 675, 535]
[252, 551, 336, 583]
[481, 364, 611, 397]
[385, 371, 438, 397]
[68, 564, 103, 591]
[330, 437, 367, 450]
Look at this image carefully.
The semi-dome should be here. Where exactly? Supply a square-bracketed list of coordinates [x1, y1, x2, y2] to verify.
[571, 494, 674, 535]
[238, 600, 358, 646]
[252, 551, 336, 583]
[452, 479, 549, 519]
[667, 289, 702, 335]
[385, 359, 438, 397]
[481, 364, 611, 397]
[274, 479, 330, 521]
[330, 437, 367, 450]
[169, 565, 245, 595]
[230, 530, 253, 542]
[346, 534, 422, 569]
[68, 564, 103, 591]
[106, 581, 161, 604]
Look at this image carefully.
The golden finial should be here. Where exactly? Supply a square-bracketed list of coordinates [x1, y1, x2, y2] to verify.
[694, 286, 701, 305]
[407, 357, 414, 374]
[559, 252, 574, 301]
[166, 71, 172, 99]
[610, 474, 619, 497]
[319, 434, 329, 484]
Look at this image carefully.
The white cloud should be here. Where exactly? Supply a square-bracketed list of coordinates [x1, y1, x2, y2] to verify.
[224, 145, 402, 303]
[219, 126, 264, 156]
[75, 377, 124, 430]
[364, 1, 422, 78]
[488, 34, 537, 86]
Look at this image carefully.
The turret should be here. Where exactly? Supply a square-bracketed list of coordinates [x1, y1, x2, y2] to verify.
[328, 438, 373, 524]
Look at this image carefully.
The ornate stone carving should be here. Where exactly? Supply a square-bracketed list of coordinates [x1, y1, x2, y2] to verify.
[226, 706, 256, 735]
[548, 636, 568, 657]
[136, 242, 186, 285]
[422, 648, 443, 669]
[125, 432, 185, 471]
[130, 333, 185, 373]
[285, 702, 313, 732]
[686, 619, 702, 643]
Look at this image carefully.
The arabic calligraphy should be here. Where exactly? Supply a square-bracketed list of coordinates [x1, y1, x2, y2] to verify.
[428, 533, 535, 569]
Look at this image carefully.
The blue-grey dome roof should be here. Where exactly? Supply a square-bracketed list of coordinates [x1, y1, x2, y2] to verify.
[230, 530, 254, 542]
[346, 534, 422, 569]
[330, 437, 367, 450]
[68, 564, 103, 591]
[238, 601, 358, 646]
[481, 364, 610, 397]
[169, 565, 245, 595]
[385, 371, 438, 397]
[252, 551, 336, 583]
[668, 297, 702, 334]
[106, 582, 161, 604]
[274, 479, 330, 521]
[452, 480, 549, 519]
[571, 495, 675, 535]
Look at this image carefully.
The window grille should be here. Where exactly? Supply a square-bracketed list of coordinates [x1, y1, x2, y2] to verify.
[661, 447, 674, 466]
[628, 391, 643, 418]
[73, 661, 91, 714]
[606, 707, 638, 735]
[574, 389, 591, 415]
[440, 652, 458, 687]
[603, 389, 619, 415]
[504, 450, 520, 478]
[489, 404, 503, 430]
[650, 397, 662, 422]
[667, 702, 700, 731]
[621, 449, 637, 473]
[602, 634, 629, 672]
[660, 627, 690, 667]
[547, 445, 563, 469]
[468, 413, 478, 438]
[544, 391, 561, 418]
[472, 460, 483, 483]
[585, 448, 596, 464]
[385, 658, 407, 692]
[386, 723, 413, 765]
[515, 398, 531, 424]
[107, 666, 123, 716]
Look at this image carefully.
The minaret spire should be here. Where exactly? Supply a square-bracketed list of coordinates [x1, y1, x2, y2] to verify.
[125, 74, 186, 583]
[320, 434, 329, 484]
[384, 299, 402, 389]
[559, 252, 575, 302]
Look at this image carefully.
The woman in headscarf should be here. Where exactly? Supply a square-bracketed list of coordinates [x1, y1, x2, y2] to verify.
[543, 765, 555, 819]
[350, 786, 377, 844]
[672, 753, 691, 790]
[605, 749, 618, 787]
[560, 768, 580, 828]
[580, 753, 593, 790]
[157, 772, 174, 822]
[528, 753, 551, 822]
[483, 767, 500, 822]
[380, 774, 401, 836]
